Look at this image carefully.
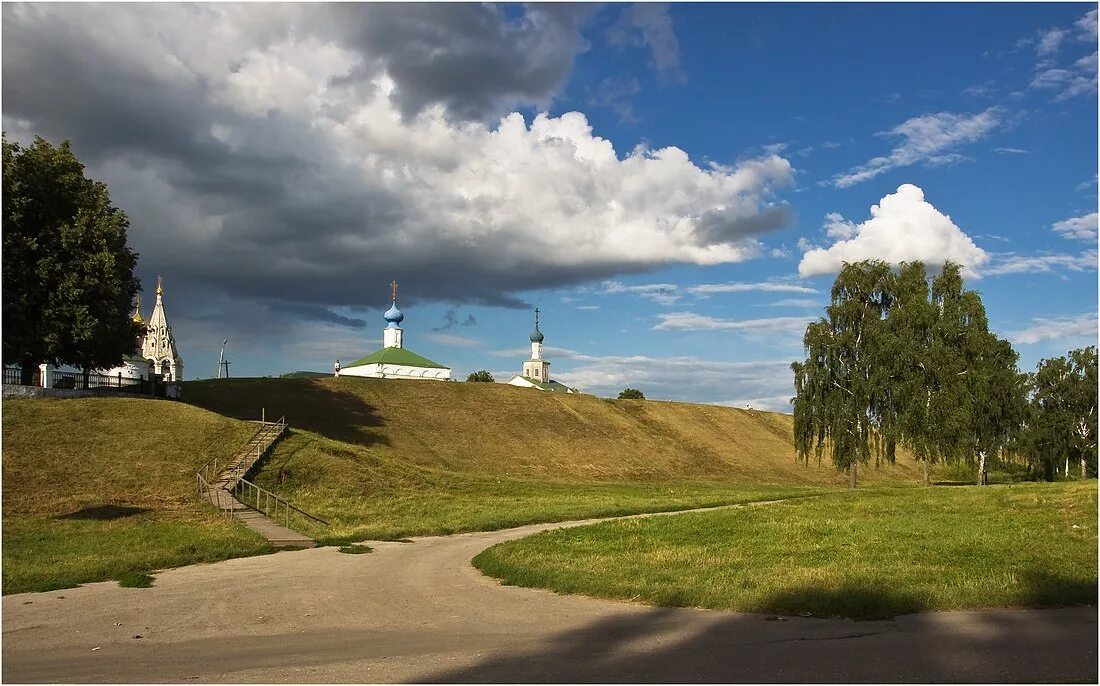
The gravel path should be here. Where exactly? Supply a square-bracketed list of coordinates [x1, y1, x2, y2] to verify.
[3, 505, 1096, 683]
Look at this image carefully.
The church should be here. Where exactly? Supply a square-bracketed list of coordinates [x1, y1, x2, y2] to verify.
[104, 275, 185, 383]
[506, 309, 576, 393]
[341, 282, 452, 381]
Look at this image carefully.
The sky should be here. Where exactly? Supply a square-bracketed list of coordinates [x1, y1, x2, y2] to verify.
[3, 3, 1097, 410]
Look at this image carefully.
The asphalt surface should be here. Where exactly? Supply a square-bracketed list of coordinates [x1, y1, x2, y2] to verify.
[3, 508, 1096, 683]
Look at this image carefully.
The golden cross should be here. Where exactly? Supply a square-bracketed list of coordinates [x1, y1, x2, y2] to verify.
[156, 274, 163, 295]
[391, 280, 398, 301]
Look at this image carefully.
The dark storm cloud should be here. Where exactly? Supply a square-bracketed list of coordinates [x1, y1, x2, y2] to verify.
[3, 2, 792, 353]
[433, 310, 478, 331]
[270, 303, 367, 329]
[327, 3, 597, 122]
[693, 206, 793, 245]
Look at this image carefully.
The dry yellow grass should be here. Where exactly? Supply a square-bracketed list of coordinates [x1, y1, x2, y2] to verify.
[2, 398, 258, 515]
[2, 398, 272, 594]
[184, 377, 925, 486]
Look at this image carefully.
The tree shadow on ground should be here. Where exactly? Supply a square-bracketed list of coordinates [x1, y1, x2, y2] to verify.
[421, 583, 1097, 683]
[182, 378, 388, 447]
[57, 505, 149, 520]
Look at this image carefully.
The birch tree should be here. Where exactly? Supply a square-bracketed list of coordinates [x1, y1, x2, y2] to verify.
[1028, 347, 1098, 480]
[967, 335, 1029, 485]
[792, 261, 895, 488]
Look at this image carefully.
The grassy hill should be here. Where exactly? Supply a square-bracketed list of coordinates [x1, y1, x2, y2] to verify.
[182, 377, 927, 541]
[2, 398, 273, 594]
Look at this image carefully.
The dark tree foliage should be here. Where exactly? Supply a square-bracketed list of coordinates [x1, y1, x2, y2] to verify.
[792, 261, 895, 488]
[967, 336, 1029, 485]
[618, 388, 645, 400]
[793, 260, 1024, 487]
[1027, 347, 1098, 481]
[2, 135, 141, 381]
[466, 370, 495, 382]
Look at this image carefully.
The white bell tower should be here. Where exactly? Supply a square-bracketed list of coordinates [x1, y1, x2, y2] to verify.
[521, 308, 550, 382]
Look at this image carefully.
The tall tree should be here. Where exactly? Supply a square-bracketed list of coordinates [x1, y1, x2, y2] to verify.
[967, 335, 1029, 485]
[1028, 347, 1098, 480]
[1067, 346, 1098, 479]
[887, 261, 939, 485]
[794, 260, 1024, 487]
[792, 261, 895, 488]
[3, 135, 141, 382]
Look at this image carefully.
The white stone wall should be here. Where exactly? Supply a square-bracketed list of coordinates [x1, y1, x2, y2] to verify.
[383, 327, 404, 349]
[342, 363, 451, 380]
[522, 358, 550, 381]
[100, 359, 152, 381]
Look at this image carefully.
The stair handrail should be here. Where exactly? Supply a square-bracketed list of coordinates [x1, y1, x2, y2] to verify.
[233, 477, 330, 526]
[196, 414, 327, 529]
[223, 417, 286, 489]
[196, 416, 286, 499]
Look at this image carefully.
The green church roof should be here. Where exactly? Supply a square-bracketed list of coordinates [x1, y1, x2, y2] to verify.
[347, 347, 448, 369]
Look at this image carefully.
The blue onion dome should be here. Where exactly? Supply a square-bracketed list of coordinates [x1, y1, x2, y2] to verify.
[530, 323, 544, 343]
[384, 300, 404, 327]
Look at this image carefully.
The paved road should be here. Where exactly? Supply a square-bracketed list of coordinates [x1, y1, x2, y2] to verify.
[3, 508, 1096, 683]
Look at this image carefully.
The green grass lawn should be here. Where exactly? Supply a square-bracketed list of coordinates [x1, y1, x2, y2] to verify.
[473, 481, 1098, 619]
[3, 515, 268, 594]
[2, 399, 275, 595]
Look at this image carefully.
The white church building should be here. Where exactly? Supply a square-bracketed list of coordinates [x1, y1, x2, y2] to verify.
[341, 282, 452, 381]
[100, 275, 184, 381]
[507, 309, 576, 393]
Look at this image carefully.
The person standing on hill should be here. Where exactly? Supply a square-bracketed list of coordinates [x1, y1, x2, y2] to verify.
[334, 359, 340, 378]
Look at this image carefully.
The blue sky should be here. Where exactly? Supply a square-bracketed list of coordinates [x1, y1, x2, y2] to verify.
[4, 3, 1096, 408]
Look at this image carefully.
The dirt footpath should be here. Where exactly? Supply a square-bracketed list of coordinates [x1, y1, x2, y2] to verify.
[3, 510, 1096, 683]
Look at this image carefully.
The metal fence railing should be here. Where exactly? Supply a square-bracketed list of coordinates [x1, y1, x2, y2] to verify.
[3, 366, 170, 397]
[2, 367, 40, 386]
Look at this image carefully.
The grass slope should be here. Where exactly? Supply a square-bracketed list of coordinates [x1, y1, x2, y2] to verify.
[183, 377, 926, 542]
[473, 482, 1098, 619]
[2, 399, 274, 594]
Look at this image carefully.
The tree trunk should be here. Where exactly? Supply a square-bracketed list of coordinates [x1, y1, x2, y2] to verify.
[1082, 456, 1088, 480]
[849, 461, 858, 489]
[20, 354, 35, 386]
[922, 458, 931, 486]
[82, 368, 90, 390]
[1065, 456, 1070, 479]
[978, 450, 988, 486]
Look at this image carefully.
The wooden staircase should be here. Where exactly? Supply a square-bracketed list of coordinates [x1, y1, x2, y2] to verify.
[197, 416, 327, 548]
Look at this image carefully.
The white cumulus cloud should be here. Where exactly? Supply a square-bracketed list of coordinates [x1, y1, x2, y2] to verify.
[685, 281, 817, 296]
[798, 184, 989, 277]
[832, 109, 1002, 188]
[1052, 212, 1098, 241]
[652, 313, 814, 335]
[1007, 313, 1098, 345]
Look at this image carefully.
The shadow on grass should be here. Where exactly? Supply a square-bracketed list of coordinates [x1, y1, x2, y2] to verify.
[750, 583, 927, 621]
[58, 505, 149, 520]
[420, 569, 1098, 682]
[182, 378, 388, 447]
[419, 600, 1097, 683]
[1022, 570, 1098, 607]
